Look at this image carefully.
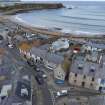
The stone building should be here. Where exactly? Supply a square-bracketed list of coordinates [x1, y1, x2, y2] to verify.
[54, 64, 66, 84]
[69, 53, 105, 91]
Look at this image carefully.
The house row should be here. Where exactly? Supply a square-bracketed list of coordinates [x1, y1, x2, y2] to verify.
[18, 40, 105, 92]
[53, 42, 105, 91]
[18, 41, 67, 84]
[69, 43, 105, 91]
[18, 41, 64, 69]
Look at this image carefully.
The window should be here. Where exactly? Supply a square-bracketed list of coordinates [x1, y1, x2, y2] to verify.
[75, 73, 77, 77]
[90, 83, 93, 87]
[99, 87, 102, 92]
[92, 77, 94, 81]
[90, 67, 95, 73]
[74, 80, 76, 83]
[83, 75, 86, 79]
[81, 82, 85, 87]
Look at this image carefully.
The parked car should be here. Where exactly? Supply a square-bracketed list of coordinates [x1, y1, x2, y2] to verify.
[78, 64, 83, 70]
[36, 68, 40, 72]
[33, 65, 37, 70]
[40, 71, 47, 79]
[55, 90, 68, 98]
[45, 65, 54, 70]
[42, 74, 47, 79]
[8, 44, 13, 48]
[27, 60, 34, 66]
[44, 62, 56, 71]
[35, 75, 44, 85]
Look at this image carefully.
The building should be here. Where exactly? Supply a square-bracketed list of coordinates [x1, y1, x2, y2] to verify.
[30, 47, 64, 66]
[81, 42, 105, 53]
[50, 38, 69, 52]
[54, 55, 72, 84]
[54, 64, 66, 84]
[85, 51, 100, 63]
[18, 42, 64, 66]
[18, 41, 32, 59]
[0, 84, 12, 100]
[69, 53, 105, 91]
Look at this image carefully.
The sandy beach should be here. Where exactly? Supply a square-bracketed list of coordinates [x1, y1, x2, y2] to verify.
[11, 15, 105, 38]
[0, 14, 105, 41]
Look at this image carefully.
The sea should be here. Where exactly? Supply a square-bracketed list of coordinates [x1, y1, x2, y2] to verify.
[14, 1, 105, 35]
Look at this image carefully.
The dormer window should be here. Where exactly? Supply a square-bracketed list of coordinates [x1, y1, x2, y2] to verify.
[90, 66, 95, 72]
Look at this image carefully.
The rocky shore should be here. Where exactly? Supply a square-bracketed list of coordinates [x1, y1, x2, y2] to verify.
[0, 3, 64, 15]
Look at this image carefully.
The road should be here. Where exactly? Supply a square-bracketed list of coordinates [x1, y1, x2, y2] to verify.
[6, 43, 53, 105]
[40, 83, 53, 105]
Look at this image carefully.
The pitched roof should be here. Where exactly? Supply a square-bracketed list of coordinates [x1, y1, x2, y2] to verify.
[31, 47, 64, 64]
[18, 42, 32, 52]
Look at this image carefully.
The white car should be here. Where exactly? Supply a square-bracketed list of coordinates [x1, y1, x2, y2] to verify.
[42, 74, 47, 78]
[56, 90, 68, 98]
[8, 44, 13, 48]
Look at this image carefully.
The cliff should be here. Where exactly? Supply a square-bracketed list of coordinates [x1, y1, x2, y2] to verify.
[0, 3, 64, 14]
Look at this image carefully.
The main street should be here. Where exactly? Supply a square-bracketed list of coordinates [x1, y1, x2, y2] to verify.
[4, 40, 53, 105]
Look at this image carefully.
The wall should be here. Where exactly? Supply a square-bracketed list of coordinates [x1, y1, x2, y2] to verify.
[69, 72, 101, 90]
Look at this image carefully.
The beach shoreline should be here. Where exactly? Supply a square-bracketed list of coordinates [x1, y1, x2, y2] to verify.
[12, 15, 105, 37]
[0, 14, 105, 40]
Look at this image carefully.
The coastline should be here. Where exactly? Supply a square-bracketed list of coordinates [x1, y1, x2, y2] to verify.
[0, 14, 105, 40]
[13, 15, 105, 37]
[0, 3, 64, 15]
[0, 3, 105, 38]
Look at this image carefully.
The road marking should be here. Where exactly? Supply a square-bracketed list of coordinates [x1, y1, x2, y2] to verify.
[49, 89, 55, 105]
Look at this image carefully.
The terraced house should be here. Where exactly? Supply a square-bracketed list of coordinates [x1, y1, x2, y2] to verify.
[69, 44, 105, 92]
